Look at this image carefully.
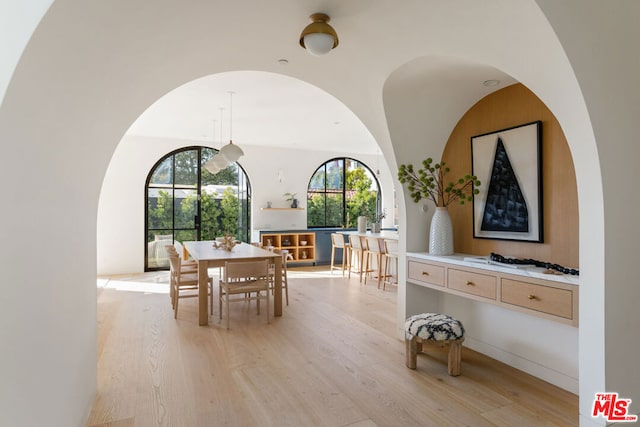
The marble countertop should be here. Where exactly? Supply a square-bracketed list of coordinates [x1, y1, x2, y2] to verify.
[406, 252, 580, 286]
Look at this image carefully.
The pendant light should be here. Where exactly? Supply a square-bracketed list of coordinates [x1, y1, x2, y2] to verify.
[219, 91, 244, 163]
[204, 119, 221, 174]
[210, 107, 229, 170]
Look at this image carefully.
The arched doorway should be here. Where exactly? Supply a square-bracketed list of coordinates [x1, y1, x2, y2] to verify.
[145, 145, 251, 270]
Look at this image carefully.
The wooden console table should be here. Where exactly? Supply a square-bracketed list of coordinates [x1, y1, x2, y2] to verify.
[406, 253, 579, 327]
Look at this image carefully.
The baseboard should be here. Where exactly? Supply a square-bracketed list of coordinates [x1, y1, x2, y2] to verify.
[464, 337, 579, 394]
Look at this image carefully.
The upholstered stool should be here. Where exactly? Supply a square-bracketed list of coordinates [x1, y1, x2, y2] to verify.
[405, 313, 465, 376]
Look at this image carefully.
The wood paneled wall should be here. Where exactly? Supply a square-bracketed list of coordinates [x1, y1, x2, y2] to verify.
[442, 84, 578, 268]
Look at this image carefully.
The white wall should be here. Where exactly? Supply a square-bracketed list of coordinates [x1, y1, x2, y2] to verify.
[0, 1, 52, 103]
[98, 135, 394, 275]
[4, 1, 638, 425]
[536, 1, 640, 424]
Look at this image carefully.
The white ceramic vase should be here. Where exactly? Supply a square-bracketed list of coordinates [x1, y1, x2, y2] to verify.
[429, 207, 454, 255]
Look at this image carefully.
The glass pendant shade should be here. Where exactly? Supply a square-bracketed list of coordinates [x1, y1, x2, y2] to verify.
[204, 159, 219, 174]
[212, 153, 228, 167]
[219, 141, 244, 163]
[204, 152, 229, 174]
[303, 33, 335, 56]
[204, 158, 219, 174]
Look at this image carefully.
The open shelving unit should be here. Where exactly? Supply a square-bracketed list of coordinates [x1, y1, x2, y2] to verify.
[260, 232, 316, 264]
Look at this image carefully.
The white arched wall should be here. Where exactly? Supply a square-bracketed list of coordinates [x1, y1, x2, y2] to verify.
[2, 1, 637, 425]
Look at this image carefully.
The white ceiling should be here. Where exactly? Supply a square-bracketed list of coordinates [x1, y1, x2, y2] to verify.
[126, 70, 380, 155]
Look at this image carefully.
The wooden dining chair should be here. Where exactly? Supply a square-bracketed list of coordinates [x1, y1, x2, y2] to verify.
[270, 249, 289, 306]
[166, 245, 201, 307]
[219, 259, 270, 330]
[168, 252, 214, 319]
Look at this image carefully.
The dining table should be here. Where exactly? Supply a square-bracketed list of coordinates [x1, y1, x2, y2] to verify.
[182, 241, 283, 326]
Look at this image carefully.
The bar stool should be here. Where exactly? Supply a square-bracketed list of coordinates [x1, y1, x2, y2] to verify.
[348, 235, 366, 282]
[330, 233, 350, 275]
[382, 239, 398, 291]
[364, 236, 385, 288]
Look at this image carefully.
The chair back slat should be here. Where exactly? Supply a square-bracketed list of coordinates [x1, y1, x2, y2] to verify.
[366, 237, 383, 254]
[331, 233, 345, 248]
[384, 239, 398, 255]
[349, 235, 362, 249]
[225, 260, 269, 281]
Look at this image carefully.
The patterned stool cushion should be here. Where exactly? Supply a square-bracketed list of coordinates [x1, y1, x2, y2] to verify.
[405, 313, 465, 341]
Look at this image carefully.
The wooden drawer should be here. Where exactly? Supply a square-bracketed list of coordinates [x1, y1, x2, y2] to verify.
[501, 279, 573, 319]
[407, 260, 445, 287]
[448, 268, 497, 300]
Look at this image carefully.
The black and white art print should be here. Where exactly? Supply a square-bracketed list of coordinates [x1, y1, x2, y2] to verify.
[471, 121, 543, 242]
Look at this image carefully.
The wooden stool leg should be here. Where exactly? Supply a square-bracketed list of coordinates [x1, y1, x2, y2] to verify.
[405, 336, 418, 369]
[447, 339, 463, 376]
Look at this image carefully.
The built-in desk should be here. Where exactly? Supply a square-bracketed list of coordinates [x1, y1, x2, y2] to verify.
[406, 253, 579, 327]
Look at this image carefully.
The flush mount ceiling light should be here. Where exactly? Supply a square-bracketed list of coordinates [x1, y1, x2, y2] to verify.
[299, 13, 339, 56]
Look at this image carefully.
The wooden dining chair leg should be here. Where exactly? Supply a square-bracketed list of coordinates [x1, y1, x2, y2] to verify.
[257, 291, 261, 315]
[266, 289, 270, 324]
[174, 288, 180, 319]
[283, 266, 289, 306]
[219, 290, 223, 321]
[226, 293, 230, 330]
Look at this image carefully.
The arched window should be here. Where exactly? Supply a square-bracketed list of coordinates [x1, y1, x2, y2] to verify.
[307, 157, 381, 228]
[145, 146, 251, 271]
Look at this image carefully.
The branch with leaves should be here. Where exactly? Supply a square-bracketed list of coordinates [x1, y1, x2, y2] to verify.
[398, 158, 481, 207]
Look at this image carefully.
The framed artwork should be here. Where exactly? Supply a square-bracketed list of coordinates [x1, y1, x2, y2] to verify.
[471, 121, 543, 242]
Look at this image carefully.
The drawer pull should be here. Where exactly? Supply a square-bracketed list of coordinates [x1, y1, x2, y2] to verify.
[528, 294, 537, 300]
[422, 271, 430, 276]
[466, 281, 474, 286]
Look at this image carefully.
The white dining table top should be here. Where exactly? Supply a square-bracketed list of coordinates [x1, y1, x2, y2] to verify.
[183, 241, 280, 262]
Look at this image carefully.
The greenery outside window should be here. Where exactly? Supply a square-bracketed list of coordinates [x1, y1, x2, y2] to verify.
[145, 146, 251, 271]
[307, 157, 380, 228]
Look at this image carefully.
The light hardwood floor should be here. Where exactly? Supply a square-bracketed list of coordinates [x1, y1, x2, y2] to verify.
[88, 267, 578, 427]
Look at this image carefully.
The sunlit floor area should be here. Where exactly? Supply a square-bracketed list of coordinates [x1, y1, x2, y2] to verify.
[88, 267, 578, 427]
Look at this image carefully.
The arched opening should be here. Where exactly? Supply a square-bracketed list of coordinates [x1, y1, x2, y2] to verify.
[307, 157, 381, 228]
[1, 3, 621, 425]
[145, 145, 251, 270]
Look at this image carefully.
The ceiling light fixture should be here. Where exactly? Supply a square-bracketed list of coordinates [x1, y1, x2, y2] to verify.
[299, 13, 339, 56]
[219, 91, 244, 163]
[483, 79, 501, 87]
[204, 107, 230, 174]
[204, 119, 225, 174]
